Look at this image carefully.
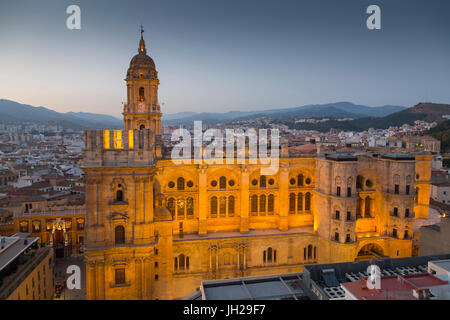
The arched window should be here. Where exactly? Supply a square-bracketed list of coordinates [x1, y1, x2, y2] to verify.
[260, 176, 266, 188]
[314, 247, 317, 259]
[268, 194, 274, 213]
[139, 124, 145, 130]
[297, 174, 304, 187]
[219, 176, 226, 189]
[228, 196, 235, 216]
[115, 226, 125, 244]
[220, 196, 227, 217]
[356, 175, 363, 189]
[365, 197, 371, 217]
[289, 193, 296, 213]
[179, 254, 185, 271]
[210, 197, 218, 217]
[251, 195, 258, 213]
[267, 247, 273, 263]
[259, 195, 266, 213]
[139, 87, 145, 101]
[305, 192, 311, 211]
[177, 199, 185, 219]
[177, 177, 185, 190]
[308, 245, 312, 259]
[116, 190, 123, 202]
[174, 254, 190, 272]
[168, 198, 175, 215]
[186, 197, 194, 217]
[297, 193, 303, 212]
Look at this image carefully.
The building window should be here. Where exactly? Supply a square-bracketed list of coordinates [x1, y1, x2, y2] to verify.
[297, 193, 303, 212]
[115, 226, 125, 244]
[347, 187, 351, 197]
[305, 192, 311, 211]
[168, 198, 175, 215]
[228, 196, 235, 216]
[268, 195, 274, 214]
[395, 184, 399, 194]
[219, 176, 226, 189]
[263, 247, 277, 264]
[346, 211, 351, 221]
[174, 254, 190, 272]
[259, 195, 266, 213]
[251, 195, 258, 214]
[297, 174, 304, 187]
[406, 185, 410, 195]
[260, 176, 266, 188]
[346, 234, 351, 243]
[219, 197, 227, 217]
[405, 208, 410, 218]
[393, 207, 398, 217]
[116, 189, 124, 202]
[335, 210, 340, 220]
[289, 193, 295, 213]
[210, 196, 218, 217]
[139, 87, 145, 101]
[336, 186, 341, 196]
[334, 232, 339, 242]
[115, 268, 125, 285]
[186, 197, 194, 217]
[393, 228, 398, 238]
[308, 245, 312, 259]
[365, 197, 371, 217]
[177, 177, 185, 191]
[177, 199, 185, 219]
[404, 230, 409, 239]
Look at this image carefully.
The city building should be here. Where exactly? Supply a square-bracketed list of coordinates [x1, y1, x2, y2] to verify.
[82, 32, 433, 300]
[302, 254, 450, 300]
[0, 233, 54, 300]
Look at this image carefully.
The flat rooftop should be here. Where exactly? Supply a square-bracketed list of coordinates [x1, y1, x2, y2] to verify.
[429, 259, 450, 272]
[341, 273, 448, 300]
[303, 254, 450, 300]
[0, 233, 39, 272]
[199, 273, 316, 300]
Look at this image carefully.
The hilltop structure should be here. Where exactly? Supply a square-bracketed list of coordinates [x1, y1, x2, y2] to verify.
[82, 32, 433, 299]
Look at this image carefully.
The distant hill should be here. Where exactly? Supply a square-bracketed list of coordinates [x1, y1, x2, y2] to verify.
[427, 119, 450, 153]
[162, 102, 406, 125]
[0, 99, 123, 130]
[291, 102, 450, 132]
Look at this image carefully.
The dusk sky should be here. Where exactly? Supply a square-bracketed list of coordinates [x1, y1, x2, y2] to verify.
[0, 0, 449, 118]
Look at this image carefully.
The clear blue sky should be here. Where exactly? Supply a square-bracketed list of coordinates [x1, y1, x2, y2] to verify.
[0, 0, 449, 117]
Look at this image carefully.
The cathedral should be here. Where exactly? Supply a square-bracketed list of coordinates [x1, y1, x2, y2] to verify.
[82, 31, 432, 300]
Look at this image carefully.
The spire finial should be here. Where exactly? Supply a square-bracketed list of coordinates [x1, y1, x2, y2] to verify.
[138, 25, 146, 54]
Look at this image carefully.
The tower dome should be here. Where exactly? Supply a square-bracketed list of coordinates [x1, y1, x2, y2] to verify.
[126, 26, 158, 80]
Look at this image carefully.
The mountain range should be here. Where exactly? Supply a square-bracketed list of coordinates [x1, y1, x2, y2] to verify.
[1, 99, 449, 133]
[161, 102, 406, 125]
[289, 102, 450, 132]
[0, 99, 123, 130]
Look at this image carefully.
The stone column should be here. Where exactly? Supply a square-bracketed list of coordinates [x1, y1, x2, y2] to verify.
[96, 261, 105, 299]
[198, 165, 208, 235]
[86, 260, 96, 300]
[240, 165, 249, 233]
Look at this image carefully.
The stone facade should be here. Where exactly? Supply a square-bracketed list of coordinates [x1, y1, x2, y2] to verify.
[82, 34, 433, 300]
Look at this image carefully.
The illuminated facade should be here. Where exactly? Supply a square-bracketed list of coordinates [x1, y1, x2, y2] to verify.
[82, 32, 433, 299]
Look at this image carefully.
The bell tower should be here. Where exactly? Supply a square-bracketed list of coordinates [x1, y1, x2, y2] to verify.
[123, 26, 162, 134]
